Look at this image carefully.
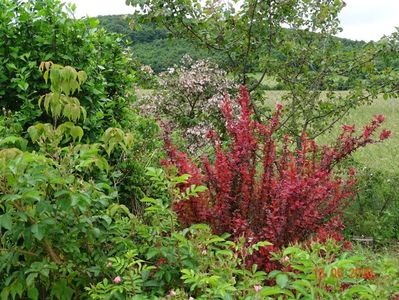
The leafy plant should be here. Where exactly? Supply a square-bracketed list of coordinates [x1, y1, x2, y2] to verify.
[0, 63, 135, 298]
[344, 166, 399, 244]
[268, 239, 399, 299]
[0, 0, 136, 134]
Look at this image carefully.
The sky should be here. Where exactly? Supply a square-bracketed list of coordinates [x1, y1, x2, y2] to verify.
[63, 0, 399, 42]
[337, 0, 398, 41]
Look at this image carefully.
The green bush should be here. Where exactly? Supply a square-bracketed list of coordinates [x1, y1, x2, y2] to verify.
[268, 240, 399, 299]
[0, 0, 164, 213]
[107, 110, 162, 213]
[344, 166, 399, 244]
[0, 63, 136, 298]
[0, 0, 135, 133]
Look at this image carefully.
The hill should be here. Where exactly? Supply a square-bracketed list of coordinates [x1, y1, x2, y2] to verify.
[98, 15, 398, 75]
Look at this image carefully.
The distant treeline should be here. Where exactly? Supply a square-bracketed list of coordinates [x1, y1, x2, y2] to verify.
[98, 15, 398, 75]
[98, 15, 228, 72]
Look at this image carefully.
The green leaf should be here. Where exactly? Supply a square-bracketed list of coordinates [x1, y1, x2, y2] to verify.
[283, 246, 301, 256]
[70, 126, 84, 142]
[259, 286, 282, 297]
[146, 248, 160, 260]
[23, 190, 42, 202]
[0, 288, 9, 300]
[101, 215, 112, 225]
[27, 287, 39, 300]
[9, 281, 23, 299]
[206, 236, 226, 244]
[345, 285, 371, 297]
[26, 273, 38, 287]
[276, 273, 289, 288]
[31, 223, 45, 241]
[207, 275, 221, 286]
[27, 126, 40, 142]
[215, 250, 233, 258]
[331, 258, 362, 267]
[173, 174, 191, 183]
[189, 223, 210, 231]
[0, 214, 12, 230]
[291, 280, 310, 296]
[77, 71, 87, 85]
[6, 63, 17, 70]
[89, 18, 100, 28]
[193, 185, 208, 193]
[43, 70, 49, 84]
[51, 279, 74, 300]
[0, 136, 28, 150]
[92, 227, 101, 238]
[80, 106, 87, 121]
[252, 241, 273, 250]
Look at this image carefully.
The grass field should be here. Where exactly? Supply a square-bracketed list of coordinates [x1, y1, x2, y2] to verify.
[325, 96, 399, 173]
[259, 91, 399, 173]
[249, 73, 279, 88]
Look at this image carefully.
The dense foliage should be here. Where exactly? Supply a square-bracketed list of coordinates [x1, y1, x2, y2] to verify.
[0, 63, 134, 297]
[344, 166, 399, 244]
[0, 0, 135, 133]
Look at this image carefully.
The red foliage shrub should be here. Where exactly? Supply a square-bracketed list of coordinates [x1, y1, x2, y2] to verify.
[163, 86, 390, 270]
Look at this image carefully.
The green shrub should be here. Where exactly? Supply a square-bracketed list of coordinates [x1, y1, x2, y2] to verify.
[344, 166, 399, 244]
[0, 63, 137, 298]
[268, 240, 399, 299]
[107, 110, 162, 213]
[0, 0, 135, 134]
[0, 0, 163, 213]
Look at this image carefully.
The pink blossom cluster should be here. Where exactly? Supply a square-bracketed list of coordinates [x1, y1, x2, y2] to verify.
[138, 55, 237, 154]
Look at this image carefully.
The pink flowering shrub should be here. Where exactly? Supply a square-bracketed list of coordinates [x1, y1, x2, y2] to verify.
[163, 86, 391, 271]
[139, 55, 237, 153]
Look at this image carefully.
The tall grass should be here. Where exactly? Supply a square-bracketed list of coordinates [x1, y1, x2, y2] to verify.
[261, 92, 399, 173]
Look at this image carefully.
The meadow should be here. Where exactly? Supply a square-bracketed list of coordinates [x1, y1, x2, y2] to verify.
[261, 92, 399, 173]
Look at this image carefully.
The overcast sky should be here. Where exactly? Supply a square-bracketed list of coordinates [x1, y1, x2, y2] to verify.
[64, 0, 398, 42]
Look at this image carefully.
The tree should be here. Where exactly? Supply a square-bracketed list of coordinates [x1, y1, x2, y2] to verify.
[127, 0, 398, 146]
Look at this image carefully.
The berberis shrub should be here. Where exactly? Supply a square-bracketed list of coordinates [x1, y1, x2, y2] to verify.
[163, 86, 391, 271]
